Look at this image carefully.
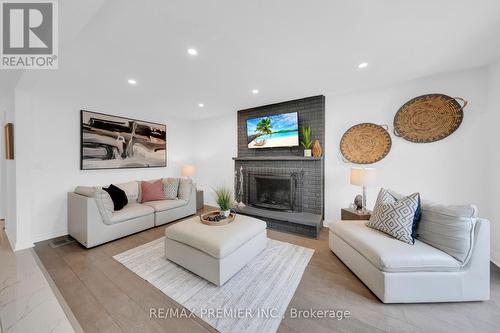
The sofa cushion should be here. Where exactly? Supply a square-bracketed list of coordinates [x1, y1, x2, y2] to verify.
[103, 184, 128, 211]
[116, 181, 139, 203]
[367, 189, 420, 244]
[330, 221, 461, 272]
[417, 202, 477, 264]
[178, 178, 192, 201]
[110, 203, 154, 224]
[143, 199, 187, 212]
[165, 215, 267, 259]
[163, 178, 180, 200]
[94, 188, 114, 223]
[75, 185, 97, 197]
[140, 180, 165, 203]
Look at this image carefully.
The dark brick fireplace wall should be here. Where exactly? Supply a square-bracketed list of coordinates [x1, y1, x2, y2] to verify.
[234, 95, 325, 217]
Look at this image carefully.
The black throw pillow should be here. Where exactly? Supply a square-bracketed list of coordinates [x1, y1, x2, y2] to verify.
[103, 184, 128, 211]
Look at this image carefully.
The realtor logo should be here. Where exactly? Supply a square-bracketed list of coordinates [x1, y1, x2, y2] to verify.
[1, 0, 58, 69]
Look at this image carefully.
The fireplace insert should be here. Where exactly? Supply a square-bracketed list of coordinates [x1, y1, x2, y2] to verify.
[248, 173, 295, 211]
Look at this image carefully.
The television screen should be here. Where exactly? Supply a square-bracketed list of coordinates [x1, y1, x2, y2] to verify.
[246, 112, 299, 149]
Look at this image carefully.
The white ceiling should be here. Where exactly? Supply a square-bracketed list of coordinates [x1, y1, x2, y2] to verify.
[7, 0, 500, 119]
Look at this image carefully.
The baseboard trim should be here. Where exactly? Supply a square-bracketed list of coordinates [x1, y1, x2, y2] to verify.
[31, 229, 68, 244]
[13, 241, 34, 251]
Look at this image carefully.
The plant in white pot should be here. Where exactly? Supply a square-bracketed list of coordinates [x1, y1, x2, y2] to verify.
[214, 187, 234, 217]
[301, 126, 313, 157]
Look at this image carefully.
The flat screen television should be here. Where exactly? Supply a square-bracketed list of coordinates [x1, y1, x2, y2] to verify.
[246, 112, 299, 149]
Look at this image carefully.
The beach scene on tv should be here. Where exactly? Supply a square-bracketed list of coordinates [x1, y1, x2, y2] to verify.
[246, 112, 299, 148]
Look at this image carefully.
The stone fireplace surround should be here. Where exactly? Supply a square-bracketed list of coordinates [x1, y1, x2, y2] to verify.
[233, 95, 325, 238]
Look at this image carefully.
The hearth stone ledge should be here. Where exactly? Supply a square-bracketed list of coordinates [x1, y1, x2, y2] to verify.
[234, 206, 322, 238]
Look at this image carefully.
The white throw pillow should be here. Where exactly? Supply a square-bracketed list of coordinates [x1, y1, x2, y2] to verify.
[178, 178, 193, 201]
[163, 178, 180, 200]
[116, 181, 139, 203]
[367, 188, 419, 245]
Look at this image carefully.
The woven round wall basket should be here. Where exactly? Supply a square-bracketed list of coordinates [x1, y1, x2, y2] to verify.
[340, 123, 392, 164]
[394, 94, 468, 143]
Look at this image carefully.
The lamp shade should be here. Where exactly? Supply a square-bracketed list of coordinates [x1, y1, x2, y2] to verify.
[181, 164, 196, 177]
[350, 168, 376, 186]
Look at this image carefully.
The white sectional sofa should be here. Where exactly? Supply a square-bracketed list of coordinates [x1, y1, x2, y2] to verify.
[68, 178, 196, 248]
[329, 202, 490, 303]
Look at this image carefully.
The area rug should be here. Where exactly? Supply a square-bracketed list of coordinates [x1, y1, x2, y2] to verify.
[113, 237, 314, 333]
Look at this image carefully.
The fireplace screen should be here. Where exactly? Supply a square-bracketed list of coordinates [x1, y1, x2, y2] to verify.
[249, 174, 294, 211]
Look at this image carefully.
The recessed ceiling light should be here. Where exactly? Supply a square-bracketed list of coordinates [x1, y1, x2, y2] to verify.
[187, 48, 198, 55]
[252, 89, 259, 94]
[128, 79, 137, 85]
[358, 62, 369, 69]
[198, 103, 204, 107]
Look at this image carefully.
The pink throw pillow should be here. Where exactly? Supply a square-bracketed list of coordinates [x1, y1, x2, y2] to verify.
[141, 180, 165, 203]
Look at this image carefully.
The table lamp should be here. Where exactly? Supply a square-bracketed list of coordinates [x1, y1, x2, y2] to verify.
[350, 168, 376, 212]
[181, 164, 196, 179]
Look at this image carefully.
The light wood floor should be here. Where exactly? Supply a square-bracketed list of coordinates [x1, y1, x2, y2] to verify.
[34, 207, 500, 333]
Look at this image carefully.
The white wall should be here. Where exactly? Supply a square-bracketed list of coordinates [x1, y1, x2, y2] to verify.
[193, 67, 491, 228]
[193, 113, 237, 206]
[325, 68, 490, 223]
[487, 59, 500, 266]
[11, 89, 195, 248]
[0, 99, 6, 219]
[0, 89, 17, 247]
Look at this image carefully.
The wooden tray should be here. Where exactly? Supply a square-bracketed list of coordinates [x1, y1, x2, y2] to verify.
[340, 123, 392, 164]
[394, 94, 467, 143]
[200, 211, 236, 226]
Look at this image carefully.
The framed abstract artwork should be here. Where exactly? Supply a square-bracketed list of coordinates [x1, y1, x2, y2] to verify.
[80, 110, 166, 170]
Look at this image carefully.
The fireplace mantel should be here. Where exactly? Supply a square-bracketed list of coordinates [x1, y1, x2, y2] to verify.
[232, 156, 323, 161]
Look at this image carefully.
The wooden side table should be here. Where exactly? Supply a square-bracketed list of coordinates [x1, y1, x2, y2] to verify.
[341, 208, 372, 220]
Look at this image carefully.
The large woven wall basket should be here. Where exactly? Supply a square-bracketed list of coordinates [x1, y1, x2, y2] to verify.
[340, 123, 392, 164]
[394, 94, 468, 143]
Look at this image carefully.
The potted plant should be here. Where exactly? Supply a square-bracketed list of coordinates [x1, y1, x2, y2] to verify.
[301, 126, 313, 157]
[214, 187, 234, 217]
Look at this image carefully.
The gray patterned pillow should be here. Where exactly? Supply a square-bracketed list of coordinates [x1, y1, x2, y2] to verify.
[163, 178, 180, 200]
[367, 189, 419, 245]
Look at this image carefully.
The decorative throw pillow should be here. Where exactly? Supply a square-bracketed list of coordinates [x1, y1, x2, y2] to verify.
[103, 184, 128, 211]
[116, 181, 139, 203]
[367, 189, 420, 244]
[387, 190, 422, 239]
[163, 178, 180, 200]
[178, 178, 193, 201]
[141, 179, 165, 203]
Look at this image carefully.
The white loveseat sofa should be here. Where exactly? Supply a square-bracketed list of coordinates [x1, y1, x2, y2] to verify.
[68, 178, 196, 248]
[329, 202, 490, 303]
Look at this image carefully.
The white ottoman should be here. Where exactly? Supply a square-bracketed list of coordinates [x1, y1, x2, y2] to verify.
[164, 214, 267, 286]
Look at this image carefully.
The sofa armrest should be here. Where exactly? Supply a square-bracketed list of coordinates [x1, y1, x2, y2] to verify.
[68, 192, 104, 247]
